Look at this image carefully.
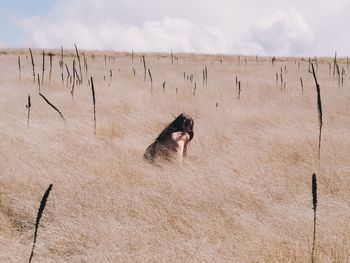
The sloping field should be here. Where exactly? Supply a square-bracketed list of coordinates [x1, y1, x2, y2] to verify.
[0, 49, 349, 262]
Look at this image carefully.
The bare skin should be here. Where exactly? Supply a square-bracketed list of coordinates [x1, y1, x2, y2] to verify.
[144, 113, 194, 164]
[170, 132, 190, 161]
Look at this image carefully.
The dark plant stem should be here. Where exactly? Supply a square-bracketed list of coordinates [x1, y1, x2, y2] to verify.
[28, 184, 53, 263]
[300, 77, 304, 94]
[39, 93, 65, 120]
[311, 173, 318, 263]
[142, 56, 146, 81]
[41, 50, 45, 85]
[74, 43, 83, 84]
[48, 52, 53, 85]
[90, 76, 96, 135]
[18, 56, 21, 80]
[29, 48, 35, 82]
[311, 63, 323, 160]
[26, 94, 31, 127]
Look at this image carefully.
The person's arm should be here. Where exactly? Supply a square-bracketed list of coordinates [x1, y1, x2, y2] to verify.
[182, 134, 190, 157]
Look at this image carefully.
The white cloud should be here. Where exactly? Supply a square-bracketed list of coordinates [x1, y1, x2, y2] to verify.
[4, 0, 350, 55]
[19, 16, 229, 54]
[248, 8, 315, 56]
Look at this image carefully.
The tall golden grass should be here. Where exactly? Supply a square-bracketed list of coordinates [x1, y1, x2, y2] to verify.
[0, 49, 349, 262]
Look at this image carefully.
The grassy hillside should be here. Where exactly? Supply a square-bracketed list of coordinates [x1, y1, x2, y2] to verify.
[0, 49, 349, 262]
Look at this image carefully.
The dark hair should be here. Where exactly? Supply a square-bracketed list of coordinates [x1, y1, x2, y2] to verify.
[144, 113, 194, 163]
[155, 113, 194, 143]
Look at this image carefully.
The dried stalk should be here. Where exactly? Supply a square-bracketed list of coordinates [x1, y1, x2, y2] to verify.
[311, 174, 318, 263]
[311, 63, 323, 160]
[28, 184, 53, 263]
[26, 94, 31, 127]
[48, 52, 53, 85]
[300, 77, 304, 94]
[39, 93, 65, 120]
[41, 50, 45, 85]
[90, 76, 96, 135]
[142, 55, 146, 81]
[29, 48, 35, 82]
[74, 43, 83, 83]
[18, 56, 21, 80]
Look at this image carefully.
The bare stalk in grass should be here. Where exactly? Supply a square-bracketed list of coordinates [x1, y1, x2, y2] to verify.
[148, 68, 153, 94]
[71, 60, 76, 98]
[74, 43, 83, 84]
[41, 50, 45, 85]
[311, 63, 323, 160]
[238, 81, 241, 100]
[193, 82, 197, 96]
[90, 76, 96, 135]
[311, 173, 318, 263]
[37, 74, 41, 93]
[300, 77, 304, 94]
[148, 68, 153, 83]
[73, 60, 81, 85]
[48, 52, 53, 85]
[275, 73, 278, 88]
[336, 63, 340, 89]
[280, 72, 283, 91]
[18, 56, 22, 80]
[29, 48, 35, 82]
[60, 46, 64, 71]
[65, 64, 71, 89]
[60, 47, 64, 86]
[205, 67, 208, 85]
[142, 55, 146, 81]
[308, 57, 311, 73]
[39, 93, 65, 120]
[131, 50, 134, 64]
[203, 70, 205, 87]
[171, 50, 174, 64]
[28, 184, 53, 263]
[26, 94, 31, 127]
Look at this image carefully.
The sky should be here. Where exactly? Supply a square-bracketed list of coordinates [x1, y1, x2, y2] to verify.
[0, 0, 349, 56]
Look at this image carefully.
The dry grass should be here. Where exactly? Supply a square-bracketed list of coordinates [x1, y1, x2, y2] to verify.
[0, 49, 349, 262]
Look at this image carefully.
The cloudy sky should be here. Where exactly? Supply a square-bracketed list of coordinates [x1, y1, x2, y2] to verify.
[0, 0, 349, 56]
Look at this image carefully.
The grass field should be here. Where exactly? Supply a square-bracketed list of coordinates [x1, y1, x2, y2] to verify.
[0, 48, 349, 262]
